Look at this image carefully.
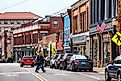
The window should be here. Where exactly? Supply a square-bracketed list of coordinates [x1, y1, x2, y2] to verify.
[0, 22, 1, 24]
[17, 22, 21, 24]
[73, 16, 78, 33]
[80, 12, 86, 32]
[4, 21, 8, 24]
[41, 33, 47, 39]
[53, 20, 58, 27]
[11, 22, 14, 24]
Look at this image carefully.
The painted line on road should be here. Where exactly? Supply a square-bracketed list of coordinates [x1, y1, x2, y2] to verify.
[25, 68, 48, 81]
[77, 73, 101, 80]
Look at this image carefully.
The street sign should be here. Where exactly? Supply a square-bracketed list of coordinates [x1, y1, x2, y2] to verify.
[112, 32, 121, 46]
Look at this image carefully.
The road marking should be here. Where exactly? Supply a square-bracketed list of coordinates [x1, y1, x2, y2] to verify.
[77, 73, 101, 80]
[25, 68, 48, 81]
[0, 72, 30, 75]
[54, 73, 68, 76]
[4, 74, 19, 77]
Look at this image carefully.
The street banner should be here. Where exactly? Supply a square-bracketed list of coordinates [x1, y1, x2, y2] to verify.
[112, 32, 121, 46]
[96, 20, 107, 33]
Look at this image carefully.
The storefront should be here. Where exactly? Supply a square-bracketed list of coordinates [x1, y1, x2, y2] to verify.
[90, 22, 119, 67]
[72, 32, 89, 55]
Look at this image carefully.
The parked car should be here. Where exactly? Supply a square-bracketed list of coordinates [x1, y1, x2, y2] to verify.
[50, 54, 59, 69]
[54, 53, 64, 69]
[44, 57, 51, 67]
[59, 53, 73, 70]
[105, 55, 121, 81]
[20, 56, 35, 67]
[66, 54, 93, 72]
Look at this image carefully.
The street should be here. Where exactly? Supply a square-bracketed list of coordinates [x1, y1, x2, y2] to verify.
[0, 63, 105, 81]
[0, 63, 40, 81]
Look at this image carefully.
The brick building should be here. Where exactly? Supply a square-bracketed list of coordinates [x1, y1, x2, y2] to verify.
[71, 0, 90, 55]
[0, 12, 41, 58]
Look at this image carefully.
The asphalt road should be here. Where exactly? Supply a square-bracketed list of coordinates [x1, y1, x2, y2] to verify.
[27, 66, 106, 81]
[0, 63, 114, 81]
[0, 63, 41, 81]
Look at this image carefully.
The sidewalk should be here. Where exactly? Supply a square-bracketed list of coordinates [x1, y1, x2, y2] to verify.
[93, 67, 105, 74]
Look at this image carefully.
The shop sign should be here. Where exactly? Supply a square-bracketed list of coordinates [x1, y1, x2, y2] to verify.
[73, 35, 86, 44]
[112, 32, 121, 46]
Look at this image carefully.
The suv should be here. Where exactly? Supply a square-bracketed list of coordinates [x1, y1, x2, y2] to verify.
[20, 56, 35, 67]
[59, 53, 73, 70]
[105, 55, 121, 81]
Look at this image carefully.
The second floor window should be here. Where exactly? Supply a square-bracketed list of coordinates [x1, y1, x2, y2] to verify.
[53, 20, 58, 27]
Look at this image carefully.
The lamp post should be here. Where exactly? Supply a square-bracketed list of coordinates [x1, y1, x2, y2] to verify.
[50, 41, 52, 59]
[70, 33, 73, 53]
[112, 18, 118, 60]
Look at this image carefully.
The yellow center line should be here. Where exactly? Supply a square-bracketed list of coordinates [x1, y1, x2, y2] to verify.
[25, 68, 48, 81]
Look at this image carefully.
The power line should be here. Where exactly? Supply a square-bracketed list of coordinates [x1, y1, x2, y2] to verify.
[0, 0, 29, 11]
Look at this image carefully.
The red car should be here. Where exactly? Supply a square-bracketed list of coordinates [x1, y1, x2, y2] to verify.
[20, 56, 35, 67]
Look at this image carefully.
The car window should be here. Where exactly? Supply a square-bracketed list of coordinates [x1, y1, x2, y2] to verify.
[114, 60, 121, 64]
[53, 55, 59, 59]
[114, 55, 121, 61]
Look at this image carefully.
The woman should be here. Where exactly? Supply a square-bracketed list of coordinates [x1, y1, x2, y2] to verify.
[35, 51, 46, 73]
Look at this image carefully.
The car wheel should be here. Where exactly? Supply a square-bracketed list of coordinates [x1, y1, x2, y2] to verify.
[71, 63, 76, 72]
[89, 69, 93, 72]
[20, 64, 23, 67]
[105, 70, 111, 81]
[117, 73, 121, 81]
[31, 65, 34, 67]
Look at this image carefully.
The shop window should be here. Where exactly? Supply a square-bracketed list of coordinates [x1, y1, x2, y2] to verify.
[103, 42, 110, 66]
[11, 22, 14, 24]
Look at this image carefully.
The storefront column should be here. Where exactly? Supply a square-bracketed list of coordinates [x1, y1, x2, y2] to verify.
[109, 32, 113, 61]
[100, 34, 104, 67]
[89, 36, 93, 60]
[96, 34, 101, 68]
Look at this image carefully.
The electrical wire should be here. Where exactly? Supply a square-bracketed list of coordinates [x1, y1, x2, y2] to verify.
[0, 0, 29, 11]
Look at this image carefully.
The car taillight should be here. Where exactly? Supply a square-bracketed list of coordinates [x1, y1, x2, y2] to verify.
[73, 60, 79, 63]
[65, 58, 69, 61]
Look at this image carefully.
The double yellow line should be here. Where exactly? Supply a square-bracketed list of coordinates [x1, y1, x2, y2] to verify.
[26, 69, 48, 81]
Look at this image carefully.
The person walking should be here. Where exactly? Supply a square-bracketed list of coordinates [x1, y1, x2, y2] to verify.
[35, 51, 46, 73]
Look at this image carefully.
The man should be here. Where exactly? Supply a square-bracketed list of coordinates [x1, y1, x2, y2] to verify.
[35, 51, 46, 73]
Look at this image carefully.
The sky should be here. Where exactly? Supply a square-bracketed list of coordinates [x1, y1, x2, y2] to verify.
[0, 0, 78, 17]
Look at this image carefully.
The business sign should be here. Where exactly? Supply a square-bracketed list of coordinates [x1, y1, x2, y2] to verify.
[73, 35, 86, 44]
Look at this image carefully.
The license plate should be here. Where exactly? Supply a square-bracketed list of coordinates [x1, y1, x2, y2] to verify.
[27, 60, 30, 62]
[81, 62, 86, 64]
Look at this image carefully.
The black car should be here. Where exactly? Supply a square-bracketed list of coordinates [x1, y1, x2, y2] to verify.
[105, 55, 121, 81]
[66, 54, 93, 72]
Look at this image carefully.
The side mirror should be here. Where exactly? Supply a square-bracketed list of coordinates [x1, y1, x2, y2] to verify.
[108, 61, 114, 65]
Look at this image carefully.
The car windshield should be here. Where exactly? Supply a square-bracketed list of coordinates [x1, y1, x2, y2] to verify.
[114, 55, 121, 61]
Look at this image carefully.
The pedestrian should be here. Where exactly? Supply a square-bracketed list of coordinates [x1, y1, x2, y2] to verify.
[35, 51, 46, 73]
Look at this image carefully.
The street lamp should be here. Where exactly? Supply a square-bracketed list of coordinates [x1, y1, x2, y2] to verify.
[50, 41, 52, 60]
[70, 33, 73, 53]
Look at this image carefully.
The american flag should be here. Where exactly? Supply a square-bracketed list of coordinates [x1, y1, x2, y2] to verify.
[96, 21, 107, 33]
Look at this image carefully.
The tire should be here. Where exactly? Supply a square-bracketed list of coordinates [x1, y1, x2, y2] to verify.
[117, 73, 121, 81]
[20, 64, 23, 67]
[105, 70, 111, 81]
[89, 69, 93, 72]
[71, 63, 76, 72]
[31, 65, 34, 67]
